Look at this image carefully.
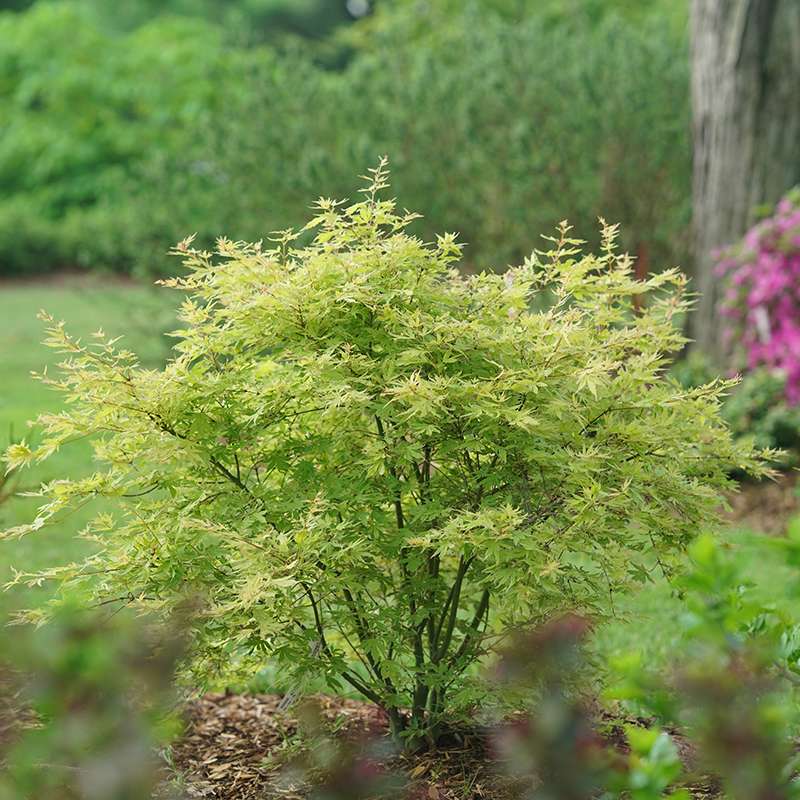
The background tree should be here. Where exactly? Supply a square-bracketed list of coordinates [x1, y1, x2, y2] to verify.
[690, 0, 800, 362]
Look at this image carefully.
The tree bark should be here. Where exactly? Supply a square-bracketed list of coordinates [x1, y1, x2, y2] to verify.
[690, 0, 800, 362]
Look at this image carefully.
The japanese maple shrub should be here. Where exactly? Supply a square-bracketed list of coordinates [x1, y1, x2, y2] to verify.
[4, 162, 766, 746]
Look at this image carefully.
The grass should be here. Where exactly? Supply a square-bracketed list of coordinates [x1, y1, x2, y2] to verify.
[593, 524, 798, 671]
[0, 276, 177, 614]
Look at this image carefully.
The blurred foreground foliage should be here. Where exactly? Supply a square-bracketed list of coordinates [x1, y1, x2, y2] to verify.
[0, 601, 186, 799]
[0, 0, 689, 276]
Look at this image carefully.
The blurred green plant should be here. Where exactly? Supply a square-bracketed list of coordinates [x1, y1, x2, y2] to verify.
[203, 1, 691, 274]
[0, 0, 690, 278]
[80, 0, 360, 44]
[608, 533, 800, 799]
[494, 530, 800, 798]
[1, 0, 364, 47]
[0, 601, 187, 799]
[354, 0, 687, 45]
[495, 615, 689, 800]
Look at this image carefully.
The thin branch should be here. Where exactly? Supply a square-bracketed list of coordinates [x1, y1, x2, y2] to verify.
[451, 589, 490, 665]
[433, 555, 475, 662]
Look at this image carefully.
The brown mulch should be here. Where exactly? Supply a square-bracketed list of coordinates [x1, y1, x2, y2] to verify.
[169, 693, 292, 798]
[169, 693, 510, 799]
[724, 471, 799, 534]
[169, 694, 722, 800]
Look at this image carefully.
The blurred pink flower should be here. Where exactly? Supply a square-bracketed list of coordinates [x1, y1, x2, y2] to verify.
[717, 190, 800, 403]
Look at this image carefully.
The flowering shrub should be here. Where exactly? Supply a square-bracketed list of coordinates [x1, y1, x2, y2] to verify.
[3, 164, 766, 748]
[718, 189, 800, 403]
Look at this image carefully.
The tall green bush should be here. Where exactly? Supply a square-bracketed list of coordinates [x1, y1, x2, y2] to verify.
[0, 1, 689, 277]
[339, 5, 690, 269]
[182, 3, 690, 273]
[3, 166, 765, 746]
[0, 2, 247, 273]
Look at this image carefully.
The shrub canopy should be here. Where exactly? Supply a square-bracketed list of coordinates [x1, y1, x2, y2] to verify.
[4, 165, 765, 745]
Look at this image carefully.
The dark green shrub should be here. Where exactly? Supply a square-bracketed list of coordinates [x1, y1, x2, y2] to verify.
[609, 533, 800, 800]
[205, 3, 691, 273]
[0, 1, 690, 277]
[0, 2, 248, 274]
[722, 370, 800, 460]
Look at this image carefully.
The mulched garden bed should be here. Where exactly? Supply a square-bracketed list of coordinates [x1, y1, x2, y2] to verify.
[169, 693, 719, 799]
[170, 692, 509, 799]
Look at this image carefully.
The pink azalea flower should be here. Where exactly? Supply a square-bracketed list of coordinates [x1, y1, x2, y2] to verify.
[717, 189, 800, 403]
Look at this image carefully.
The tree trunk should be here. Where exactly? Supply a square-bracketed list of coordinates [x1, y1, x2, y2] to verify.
[690, 0, 800, 362]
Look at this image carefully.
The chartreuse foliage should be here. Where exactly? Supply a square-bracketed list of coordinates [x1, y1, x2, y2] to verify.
[3, 164, 767, 746]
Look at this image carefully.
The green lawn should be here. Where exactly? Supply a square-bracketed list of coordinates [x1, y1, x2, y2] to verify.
[593, 526, 797, 668]
[0, 277, 177, 613]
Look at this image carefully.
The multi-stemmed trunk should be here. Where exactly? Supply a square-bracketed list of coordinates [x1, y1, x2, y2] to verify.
[304, 550, 490, 749]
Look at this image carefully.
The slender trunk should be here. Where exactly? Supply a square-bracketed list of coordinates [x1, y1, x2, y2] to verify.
[689, 0, 800, 362]
[386, 707, 406, 740]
